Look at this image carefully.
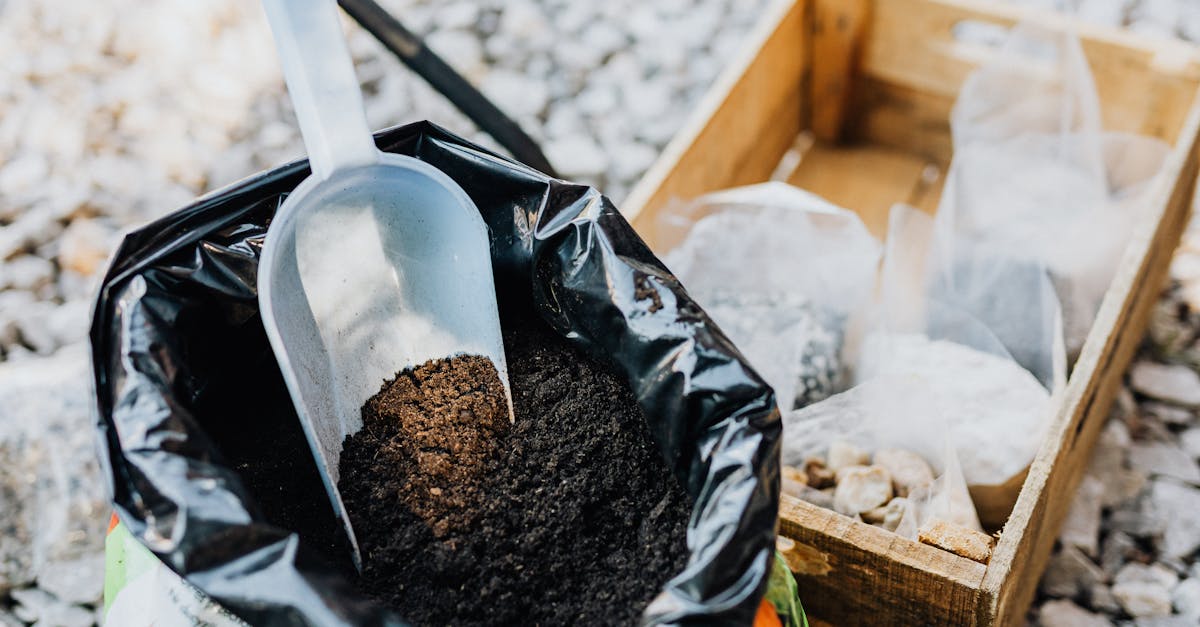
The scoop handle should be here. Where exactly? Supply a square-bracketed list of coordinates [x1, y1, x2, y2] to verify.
[262, 0, 378, 180]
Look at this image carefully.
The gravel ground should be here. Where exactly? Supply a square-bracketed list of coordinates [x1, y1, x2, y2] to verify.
[0, 0, 1198, 625]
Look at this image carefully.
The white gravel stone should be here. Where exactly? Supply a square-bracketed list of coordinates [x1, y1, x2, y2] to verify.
[9, 584, 93, 626]
[56, 218, 115, 277]
[1129, 19, 1178, 39]
[792, 485, 835, 511]
[57, 269, 98, 304]
[1087, 583, 1122, 615]
[1076, 0, 1131, 27]
[1111, 502, 1166, 539]
[0, 207, 64, 262]
[483, 33, 519, 66]
[551, 3, 592, 34]
[1135, 616, 1197, 627]
[833, 465, 894, 515]
[1182, 7, 1200, 42]
[555, 40, 608, 73]
[620, 81, 673, 122]
[0, 319, 18, 351]
[635, 113, 683, 146]
[1133, 0, 1183, 26]
[1108, 467, 1147, 510]
[1113, 563, 1179, 617]
[576, 84, 620, 118]
[44, 603, 94, 627]
[1143, 401, 1196, 426]
[1059, 475, 1104, 557]
[542, 105, 586, 141]
[14, 301, 60, 355]
[595, 51, 642, 90]
[0, 255, 54, 292]
[1129, 441, 1200, 484]
[0, 155, 49, 198]
[1038, 599, 1111, 627]
[10, 588, 54, 623]
[606, 140, 659, 187]
[1136, 413, 1176, 445]
[499, 0, 550, 40]
[1146, 478, 1200, 559]
[1180, 427, 1200, 459]
[873, 448, 935, 498]
[1118, 562, 1179, 588]
[0, 608, 21, 627]
[434, 2, 479, 30]
[44, 300, 91, 349]
[827, 440, 870, 473]
[625, 4, 661, 40]
[544, 134, 609, 180]
[1117, 385, 1139, 420]
[1130, 361, 1200, 407]
[35, 554, 104, 606]
[1173, 577, 1200, 620]
[1042, 546, 1105, 599]
[480, 69, 550, 119]
[1089, 419, 1130, 489]
[1159, 555, 1191, 577]
[862, 496, 907, 533]
[426, 29, 486, 81]
[581, 22, 628, 58]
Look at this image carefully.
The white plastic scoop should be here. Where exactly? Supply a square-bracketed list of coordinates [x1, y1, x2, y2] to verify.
[256, 0, 510, 570]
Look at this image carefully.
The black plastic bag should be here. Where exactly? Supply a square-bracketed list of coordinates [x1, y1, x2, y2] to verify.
[91, 122, 781, 625]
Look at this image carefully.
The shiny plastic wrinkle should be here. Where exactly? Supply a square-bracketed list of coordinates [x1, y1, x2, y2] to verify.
[90, 121, 780, 626]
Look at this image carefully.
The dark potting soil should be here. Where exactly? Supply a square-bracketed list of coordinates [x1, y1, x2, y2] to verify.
[338, 311, 693, 626]
[193, 322, 353, 575]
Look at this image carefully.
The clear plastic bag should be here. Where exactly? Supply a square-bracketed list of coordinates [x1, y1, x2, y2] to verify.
[782, 375, 982, 538]
[653, 182, 881, 412]
[783, 204, 1065, 533]
[878, 205, 1065, 526]
[940, 21, 1170, 360]
[778, 21, 1164, 539]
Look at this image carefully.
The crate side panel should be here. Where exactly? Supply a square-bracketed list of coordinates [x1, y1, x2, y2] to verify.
[779, 497, 985, 626]
[982, 93, 1200, 624]
[854, 0, 1200, 158]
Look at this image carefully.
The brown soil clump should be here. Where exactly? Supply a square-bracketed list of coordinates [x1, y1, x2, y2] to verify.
[354, 355, 508, 541]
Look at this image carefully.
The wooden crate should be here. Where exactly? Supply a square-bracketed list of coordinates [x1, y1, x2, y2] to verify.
[621, 0, 1200, 624]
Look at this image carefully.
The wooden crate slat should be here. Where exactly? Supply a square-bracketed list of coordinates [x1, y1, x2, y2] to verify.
[980, 92, 1200, 624]
[810, 0, 870, 141]
[862, 0, 1200, 136]
[784, 142, 935, 236]
[781, 497, 986, 625]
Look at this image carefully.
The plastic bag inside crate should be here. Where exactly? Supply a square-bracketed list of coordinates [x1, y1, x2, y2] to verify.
[89, 122, 782, 625]
[942, 22, 1170, 361]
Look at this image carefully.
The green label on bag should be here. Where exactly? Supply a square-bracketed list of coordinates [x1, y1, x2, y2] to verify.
[104, 520, 158, 613]
[766, 551, 808, 627]
[103, 517, 249, 626]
